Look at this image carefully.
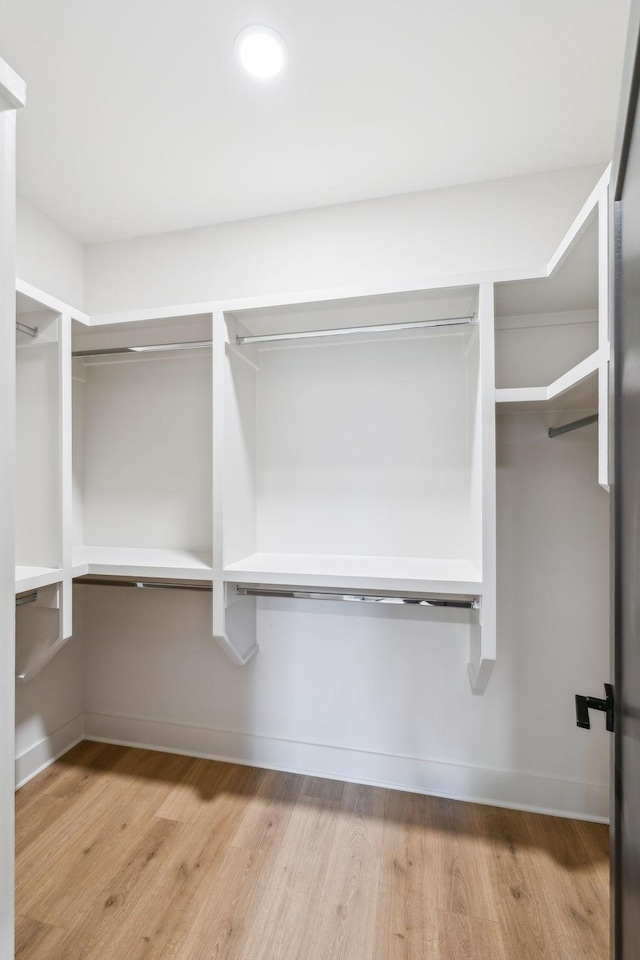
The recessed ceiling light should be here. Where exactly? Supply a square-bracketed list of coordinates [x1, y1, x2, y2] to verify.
[235, 26, 288, 80]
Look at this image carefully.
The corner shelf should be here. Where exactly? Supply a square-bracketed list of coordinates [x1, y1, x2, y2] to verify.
[495, 350, 599, 411]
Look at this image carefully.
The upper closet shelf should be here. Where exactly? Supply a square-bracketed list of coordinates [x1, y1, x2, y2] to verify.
[494, 350, 599, 411]
[15, 566, 64, 592]
[72, 547, 212, 581]
[223, 553, 483, 595]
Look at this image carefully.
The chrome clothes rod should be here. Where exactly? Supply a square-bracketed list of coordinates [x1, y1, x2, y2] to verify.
[236, 315, 476, 346]
[548, 413, 598, 438]
[72, 340, 212, 359]
[74, 575, 212, 592]
[16, 320, 38, 339]
[236, 585, 479, 609]
[16, 590, 38, 606]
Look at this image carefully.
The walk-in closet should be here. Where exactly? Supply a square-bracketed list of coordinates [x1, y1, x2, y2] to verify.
[0, 2, 630, 956]
[9, 172, 613, 960]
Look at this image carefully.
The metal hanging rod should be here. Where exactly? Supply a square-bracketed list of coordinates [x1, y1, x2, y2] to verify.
[548, 413, 598, 438]
[236, 315, 477, 346]
[73, 575, 212, 592]
[236, 585, 479, 609]
[72, 340, 212, 359]
[16, 320, 39, 339]
[16, 590, 38, 607]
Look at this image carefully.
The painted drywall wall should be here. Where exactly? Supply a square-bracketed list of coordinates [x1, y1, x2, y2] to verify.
[17, 195, 84, 308]
[15, 636, 84, 787]
[84, 165, 604, 314]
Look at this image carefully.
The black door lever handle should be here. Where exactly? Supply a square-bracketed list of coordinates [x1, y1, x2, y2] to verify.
[575, 683, 615, 732]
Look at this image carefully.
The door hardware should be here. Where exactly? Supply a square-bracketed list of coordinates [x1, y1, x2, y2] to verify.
[575, 683, 615, 732]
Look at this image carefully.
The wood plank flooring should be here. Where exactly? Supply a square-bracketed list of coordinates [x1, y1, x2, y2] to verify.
[15, 741, 609, 960]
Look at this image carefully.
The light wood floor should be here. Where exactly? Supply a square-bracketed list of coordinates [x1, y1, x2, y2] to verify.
[15, 741, 609, 960]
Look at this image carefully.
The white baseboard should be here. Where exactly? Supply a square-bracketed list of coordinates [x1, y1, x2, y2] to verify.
[84, 712, 609, 823]
[15, 714, 85, 789]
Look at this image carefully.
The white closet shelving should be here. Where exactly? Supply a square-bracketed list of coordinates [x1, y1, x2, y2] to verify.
[12, 167, 611, 696]
[15, 293, 62, 591]
[494, 172, 609, 488]
[71, 314, 214, 581]
[213, 284, 497, 689]
[15, 283, 74, 680]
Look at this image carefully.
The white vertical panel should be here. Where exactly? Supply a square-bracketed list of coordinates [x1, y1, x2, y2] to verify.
[598, 190, 611, 490]
[468, 283, 497, 691]
[0, 79, 22, 959]
[212, 312, 258, 663]
[60, 314, 73, 638]
[221, 315, 258, 567]
[72, 360, 86, 552]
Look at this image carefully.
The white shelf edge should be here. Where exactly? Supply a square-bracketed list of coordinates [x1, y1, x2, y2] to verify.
[221, 561, 483, 596]
[15, 567, 64, 592]
[73, 564, 214, 581]
[85, 266, 555, 329]
[546, 166, 610, 277]
[495, 350, 600, 405]
[72, 547, 213, 581]
[16, 278, 89, 324]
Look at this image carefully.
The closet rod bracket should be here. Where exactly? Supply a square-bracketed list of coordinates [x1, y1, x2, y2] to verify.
[16, 320, 38, 339]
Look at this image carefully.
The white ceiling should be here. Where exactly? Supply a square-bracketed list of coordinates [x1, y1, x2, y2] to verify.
[0, 0, 630, 244]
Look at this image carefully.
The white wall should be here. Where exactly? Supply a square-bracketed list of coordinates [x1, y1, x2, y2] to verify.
[15, 636, 84, 787]
[16, 194, 84, 308]
[84, 165, 603, 314]
[78, 353, 212, 553]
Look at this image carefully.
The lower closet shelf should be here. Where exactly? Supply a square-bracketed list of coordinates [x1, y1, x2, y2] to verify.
[72, 546, 213, 581]
[222, 552, 483, 595]
[15, 566, 63, 592]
